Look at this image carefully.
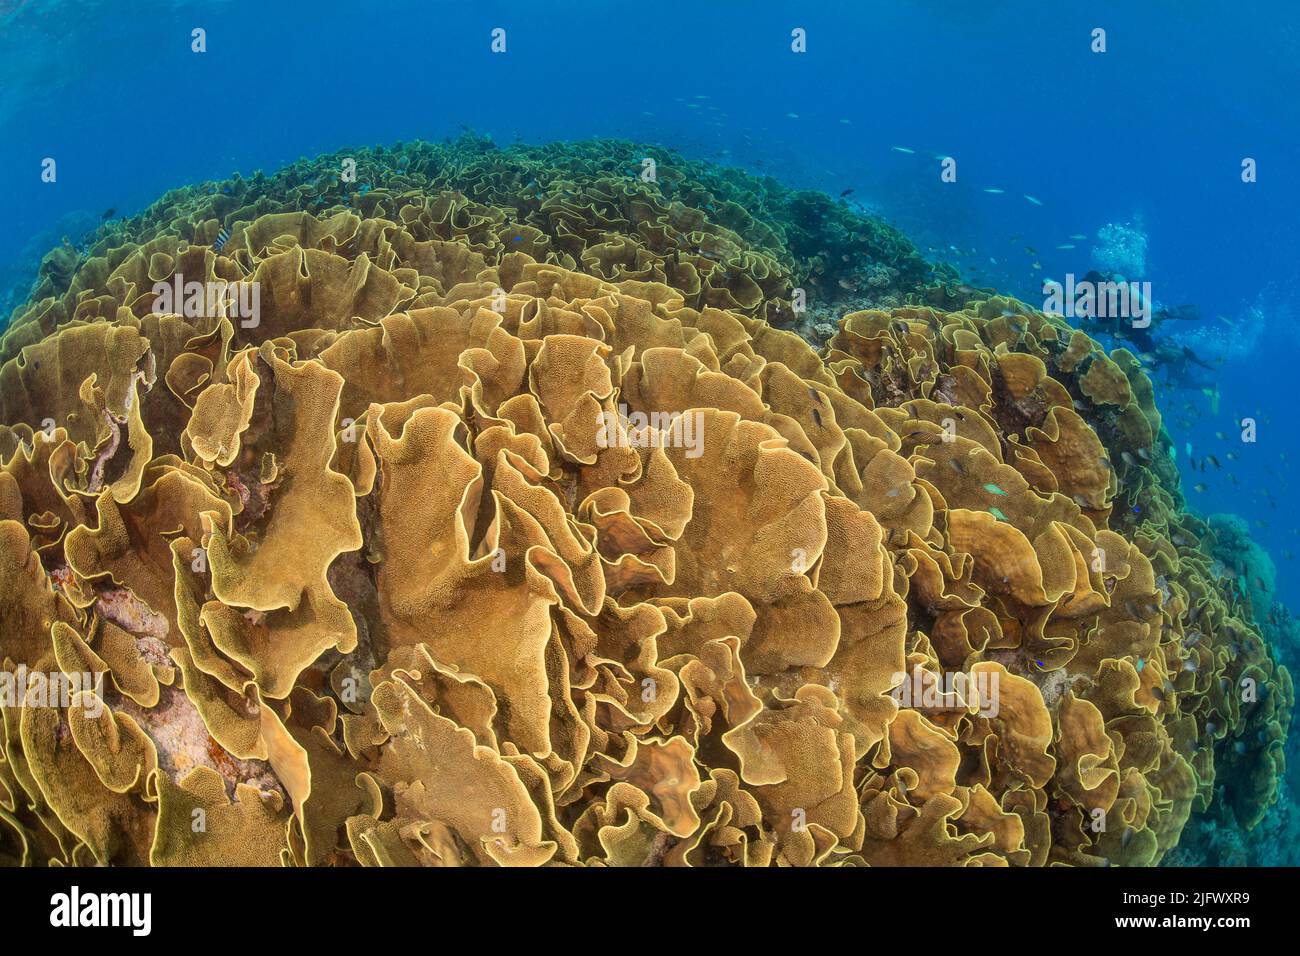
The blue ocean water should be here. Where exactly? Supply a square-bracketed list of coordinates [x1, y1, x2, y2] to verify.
[1, 0, 1297, 863]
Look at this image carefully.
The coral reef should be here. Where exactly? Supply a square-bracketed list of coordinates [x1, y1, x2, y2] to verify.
[0, 141, 1289, 867]
[1206, 513, 1276, 620]
[1165, 514, 1300, 866]
[2, 136, 944, 362]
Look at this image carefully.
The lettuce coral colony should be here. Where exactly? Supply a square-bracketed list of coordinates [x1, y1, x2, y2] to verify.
[0, 138, 1289, 867]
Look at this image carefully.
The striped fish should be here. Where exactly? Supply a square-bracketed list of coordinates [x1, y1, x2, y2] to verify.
[213, 227, 231, 252]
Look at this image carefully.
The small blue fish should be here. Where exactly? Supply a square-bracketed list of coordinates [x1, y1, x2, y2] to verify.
[982, 482, 1009, 496]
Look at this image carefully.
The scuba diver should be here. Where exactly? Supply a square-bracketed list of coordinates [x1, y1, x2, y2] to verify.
[1079, 269, 1216, 382]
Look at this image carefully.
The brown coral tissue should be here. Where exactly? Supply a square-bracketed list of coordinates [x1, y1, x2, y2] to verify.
[0, 141, 1290, 868]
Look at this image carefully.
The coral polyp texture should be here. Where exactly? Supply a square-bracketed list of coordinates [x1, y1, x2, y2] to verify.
[0, 139, 1289, 867]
